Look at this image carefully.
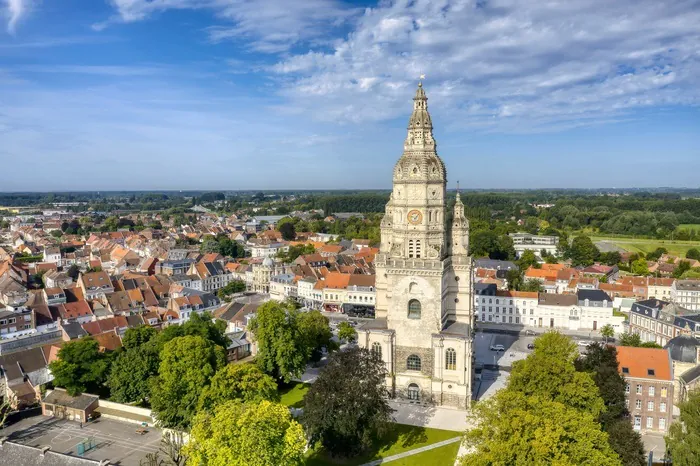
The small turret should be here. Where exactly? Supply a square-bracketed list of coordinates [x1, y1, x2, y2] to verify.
[451, 189, 469, 256]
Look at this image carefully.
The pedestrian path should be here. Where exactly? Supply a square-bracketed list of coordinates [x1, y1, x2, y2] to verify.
[359, 437, 462, 466]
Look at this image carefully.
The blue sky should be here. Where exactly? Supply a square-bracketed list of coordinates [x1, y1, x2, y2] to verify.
[0, 0, 699, 191]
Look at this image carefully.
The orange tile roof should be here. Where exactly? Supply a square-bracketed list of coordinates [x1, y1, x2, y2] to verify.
[496, 290, 538, 299]
[540, 263, 567, 271]
[617, 346, 672, 381]
[525, 267, 558, 281]
[323, 272, 352, 289]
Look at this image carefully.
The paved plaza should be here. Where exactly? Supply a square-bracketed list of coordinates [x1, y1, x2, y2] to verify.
[2, 415, 162, 466]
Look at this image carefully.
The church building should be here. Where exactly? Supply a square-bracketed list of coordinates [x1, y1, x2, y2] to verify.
[359, 81, 475, 409]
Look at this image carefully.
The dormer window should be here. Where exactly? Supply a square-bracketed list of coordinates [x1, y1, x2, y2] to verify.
[622, 367, 629, 374]
[648, 369, 655, 376]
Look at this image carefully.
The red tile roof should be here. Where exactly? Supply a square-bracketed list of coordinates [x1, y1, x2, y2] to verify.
[617, 346, 672, 381]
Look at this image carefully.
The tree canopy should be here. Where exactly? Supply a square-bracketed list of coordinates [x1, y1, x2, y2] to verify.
[185, 400, 306, 466]
[460, 332, 621, 465]
[303, 347, 393, 458]
[48, 337, 112, 396]
[249, 302, 334, 382]
[337, 321, 357, 343]
[567, 235, 600, 266]
[149, 335, 226, 429]
[108, 344, 159, 404]
[198, 363, 279, 411]
[667, 388, 700, 466]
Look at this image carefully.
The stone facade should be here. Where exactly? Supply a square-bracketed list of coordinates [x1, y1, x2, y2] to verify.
[360, 81, 474, 409]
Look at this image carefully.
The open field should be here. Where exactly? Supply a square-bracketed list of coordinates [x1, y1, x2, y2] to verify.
[305, 424, 460, 466]
[678, 224, 700, 232]
[590, 235, 700, 256]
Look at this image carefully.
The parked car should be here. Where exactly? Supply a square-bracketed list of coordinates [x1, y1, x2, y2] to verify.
[490, 344, 505, 351]
[577, 340, 591, 347]
[524, 330, 536, 336]
[527, 343, 535, 350]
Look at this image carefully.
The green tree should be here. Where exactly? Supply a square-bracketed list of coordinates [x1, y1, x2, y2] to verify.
[248, 301, 310, 382]
[667, 388, 700, 466]
[48, 337, 112, 396]
[674, 260, 692, 278]
[303, 347, 393, 458]
[198, 364, 279, 411]
[149, 335, 226, 429]
[520, 279, 544, 292]
[600, 324, 615, 343]
[122, 325, 157, 351]
[337, 321, 357, 343]
[217, 280, 246, 299]
[645, 247, 668, 262]
[599, 251, 622, 266]
[185, 400, 305, 466]
[469, 230, 515, 260]
[508, 332, 604, 416]
[108, 344, 159, 404]
[279, 222, 296, 241]
[516, 250, 540, 270]
[461, 391, 621, 466]
[618, 332, 662, 349]
[630, 258, 650, 276]
[568, 235, 600, 266]
[277, 243, 315, 263]
[103, 216, 119, 231]
[686, 248, 700, 261]
[298, 310, 337, 362]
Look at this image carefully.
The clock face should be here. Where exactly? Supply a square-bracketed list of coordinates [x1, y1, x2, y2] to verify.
[407, 210, 423, 225]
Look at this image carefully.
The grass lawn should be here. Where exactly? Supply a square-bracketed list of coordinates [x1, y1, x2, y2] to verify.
[391, 441, 461, 466]
[678, 224, 700, 232]
[590, 235, 700, 257]
[278, 382, 310, 408]
[305, 424, 461, 466]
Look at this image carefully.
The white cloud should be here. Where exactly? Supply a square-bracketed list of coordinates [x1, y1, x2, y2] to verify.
[4, 0, 25, 34]
[101, 0, 358, 52]
[271, 0, 700, 132]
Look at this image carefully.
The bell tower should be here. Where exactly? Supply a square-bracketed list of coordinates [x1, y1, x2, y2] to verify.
[365, 80, 474, 409]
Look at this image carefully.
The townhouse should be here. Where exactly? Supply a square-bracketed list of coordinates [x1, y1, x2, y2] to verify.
[629, 299, 700, 347]
[617, 346, 674, 434]
[672, 280, 700, 311]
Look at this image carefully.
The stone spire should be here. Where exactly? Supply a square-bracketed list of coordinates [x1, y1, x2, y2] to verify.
[404, 81, 435, 151]
[393, 81, 446, 183]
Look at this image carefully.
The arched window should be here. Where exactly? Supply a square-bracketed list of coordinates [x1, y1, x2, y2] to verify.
[372, 342, 382, 358]
[407, 299, 421, 319]
[407, 354, 422, 371]
[408, 383, 420, 401]
[445, 348, 457, 371]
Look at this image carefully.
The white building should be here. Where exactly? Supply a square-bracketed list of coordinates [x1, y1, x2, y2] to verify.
[250, 241, 288, 258]
[672, 280, 700, 311]
[510, 232, 559, 258]
[269, 273, 298, 302]
[358, 82, 474, 409]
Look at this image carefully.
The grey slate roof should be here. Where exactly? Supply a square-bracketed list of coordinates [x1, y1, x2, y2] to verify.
[577, 289, 612, 302]
[43, 389, 98, 411]
[680, 364, 700, 384]
[474, 259, 517, 271]
[61, 322, 87, 340]
[0, 441, 103, 466]
[665, 335, 700, 364]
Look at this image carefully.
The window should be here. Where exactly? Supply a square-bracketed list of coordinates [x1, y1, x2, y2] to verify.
[636, 384, 642, 394]
[372, 342, 382, 359]
[407, 355, 422, 371]
[408, 383, 420, 401]
[636, 400, 642, 409]
[647, 417, 654, 428]
[622, 367, 629, 374]
[648, 401, 654, 411]
[634, 416, 641, 430]
[408, 300, 421, 319]
[649, 386, 655, 396]
[445, 348, 457, 370]
[625, 383, 630, 393]
[648, 369, 655, 376]
[660, 402, 666, 413]
[659, 418, 666, 430]
[625, 399, 629, 408]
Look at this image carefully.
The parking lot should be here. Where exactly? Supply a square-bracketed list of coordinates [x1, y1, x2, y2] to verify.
[2, 415, 162, 465]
